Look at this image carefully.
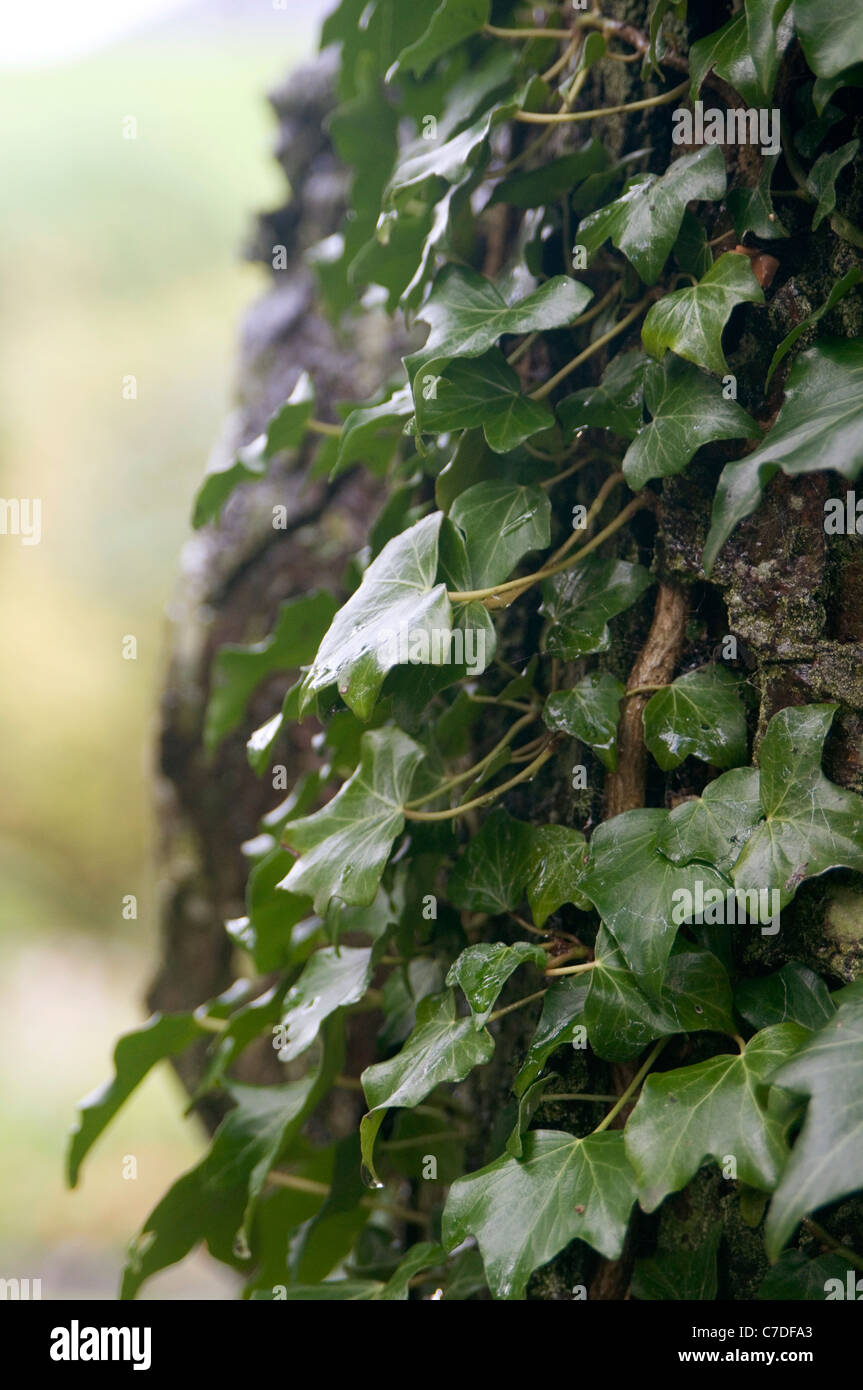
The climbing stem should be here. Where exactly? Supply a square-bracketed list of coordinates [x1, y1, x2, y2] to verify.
[515, 78, 689, 124]
[550, 471, 625, 565]
[594, 1038, 668, 1132]
[487, 988, 548, 1024]
[545, 959, 597, 978]
[402, 710, 538, 809]
[308, 418, 342, 438]
[402, 740, 559, 822]
[530, 296, 651, 401]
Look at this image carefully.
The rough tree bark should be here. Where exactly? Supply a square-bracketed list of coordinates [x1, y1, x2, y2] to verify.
[151, 3, 863, 1296]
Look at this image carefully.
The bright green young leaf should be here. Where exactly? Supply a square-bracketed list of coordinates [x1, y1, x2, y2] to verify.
[360, 990, 494, 1180]
[204, 592, 338, 754]
[446, 941, 546, 1027]
[541, 556, 652, 660]
[417, 351, 554, 453]
[447, 808, 533, 915]
[766, 998, 863, 1256]
[514, 978, 589, 1096]
[735, 963, 835, 1033]
[449, 480, 551, 587]
[585, 927, 735, 1063]
[577, 808, 730, 994]
[732, 704, 863, 909]
[642, 253, 764, 377]
[298, 512, 451, 720]
[643, 666, 748, 771]
[193, 373, 315, 528]
[525, 823, 591, 926]
[622, 357, 758, 490]
[765, 269, 862, 387]
[395, 0, 489, 77]
[795, 0, 863, 79]
[727, 152, 788, 240]
[578, 147, 726, 285]
[557, 348, 647, 441]
[280, 728, 424, 914]
[543, 673, 625, 772]
[443, 1130, 638, 1299]
[625, 1023, 809, 1211]
[657, 766, 762, 874]
[808, 139, 859, 229]
[276, 946, 374, 1063]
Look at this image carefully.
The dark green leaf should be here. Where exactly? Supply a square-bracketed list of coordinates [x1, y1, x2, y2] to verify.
[446, 941, 546, 1027]
[514, 979, 588, 1096]
[449, 480, 551, 587]
[447, 808, 533, 915]
[765, 269, 862, 387]
[525, 823, 591, 925]
[642, 252, 764, 377]
[632, 1223, 721, 1300]
[642, 666, 748, 770]
[491, 140, 609, 209]
[657, 766, 762, 875]
[736, 963, 835, 1032]
[557, 348, 647, 441]
[395, 0, 489, 77]
[276, 946, 374, 1063]
[541, 555, 652, 660]
[795, 0, 863, 79]
[807, 139, 859, 229]
[543, 673, 625, 772]
[418, 351, 554, 453]
[727, 152, 788, 240]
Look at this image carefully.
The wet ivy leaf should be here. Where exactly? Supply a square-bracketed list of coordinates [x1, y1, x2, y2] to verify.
[632, 1224, 721, 1300]
[557, 348, 647, 441]
[276, 946, 375, 1064]
[299, 512, 451, 720]
[745, 0, 793, 101]
[657, 766, 762, 875]
[643, 666, 748, 771]
[418, 351, 554, 453]
[443, 1130, 638, 1299]
[375, 1242, 448, 1300]
[332, 385, 414, 478]
[541, 555, 652, 660]
[360, 990, 494, 1180]
[204, 593, 338, 754]
[645, 0, 686, 78]
[514, 979, 589, 1096]
[732, 704, 863, 909]
[525, 823, 591, 925]
[446, 941, 546, 1027]
[625, 1023, 809, 1210]
[280, 728, 424, 914]
[642, 252, 764, 377]
[505, 1074, 558, 1160]
[766, 998, 863, 1256]
[795, 0, 863, 79]
[705, 340, 863, 572]
[291, 1133, 370, 1284]
[395, 0, 489, 77]
[447, 808, 533, 915]
[735, 963, 835, 1032]
[577, 808, 730, 994]
[688, 13, 763, 107]
[405, 264, 593, 385]
[543, 673, 625, 772]
[758, 1248, 853, 1300]
[808, 139, 859, 229]
[622, 357, 758, 490]
[490, 140, 609, 209]
[727, 152, 788, 240]
[765, 268, 862, 387]
[193, 373, 314, 527]
[673, 209, 713, 280]
[68, 1013, 207, 1186]
[585, 927, 735, 1063]
[449, 480, 551, 587]
[578, 148, 726, 285]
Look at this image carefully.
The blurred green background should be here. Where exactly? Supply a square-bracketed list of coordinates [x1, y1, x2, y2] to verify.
[0, 0, 326, 1297]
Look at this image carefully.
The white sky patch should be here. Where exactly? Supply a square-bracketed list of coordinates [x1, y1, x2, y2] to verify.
[2, 0, 199, 68]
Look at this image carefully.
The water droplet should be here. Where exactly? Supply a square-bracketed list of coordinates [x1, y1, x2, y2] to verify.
[360, 1163, 384, 1190]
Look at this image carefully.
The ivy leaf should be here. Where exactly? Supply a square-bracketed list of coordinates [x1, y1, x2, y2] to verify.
[405, 265, 593, 383]
[795, 0, 863, 79]
[417, 351, 554, 453]
[490, 140, 609, 209]
[541, 555, 652, 660]
[745, 0, 793, 101]
[688, 13, 762, 107]
[442, 1130, 638, 1299]
[577, 808, 730, 994]
[642, 666, 748, 771]
[765, 269, 862, 387]
[280, 728, 424, 914]
[641, 252, 764, 377]
[276, 946, 375, 1064]
[758, 1248, 853, 1300]
[557, 348, 647, 441]
[732, 704, 863, 910]
[577, 148, 726, 285]
[204, 593, 338, 754]
[735, 963, 835, 1032]
[68, 1013, 207, 1186]
[543, 673, 625, 772]
[446, 941, 546, 1027]
[807, 138, 860, 229]
[585, 928, 735, 1063]
[622, 357, 758, 490]
[193, 373, 314, 528]
[449, 480, 551, 588]
[333, 385, 414, 479]
[632, 1224, 721, 1300]
[298, 512, 450, 720]
[705, 340, 863, 572]
[727, 152, 788, 240]
[394, 0, 489, 77]
[525, 823, 591, 925]
[645, 0, 687, 78]
[360, 990, 494, 1181]
[657, 766, 762, 875]
[514, 979, 588, 1096]
[625, 1023, 809, 1211]
[447, 808, 533, 915]
[766, 998, 863, 1256]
